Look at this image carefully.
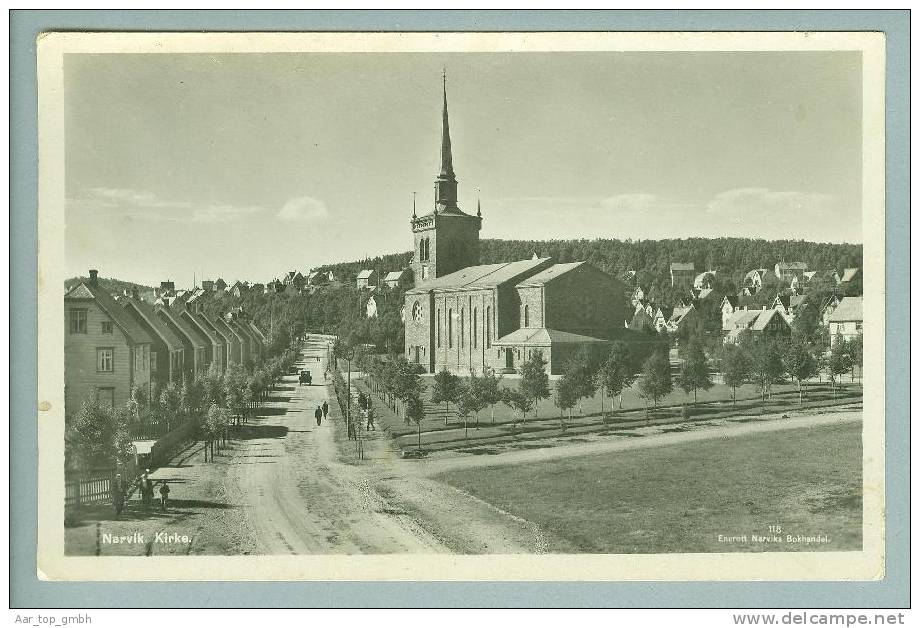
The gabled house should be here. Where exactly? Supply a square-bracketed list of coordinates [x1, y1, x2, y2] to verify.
[669, 262, 695, 289]
[774, 261, 807, 285]
[307, 271, 328, 286]
[154, 302, 207, 375]
[827, 297, 863, 347]
[267, 279, 284, 294]
[667, 305, 700, 336]
[201, 280, 215, 292]
[803, 269, 841, 295]
[652, 306, 673, 332]
[819, 294, 842, 327]
[384, 269, 412, 290]
[64, 270, 152, 419]
[742, 268, 768, 294]
[121, 293, 185, 390]
[214, 278, 227, 292]
[693, 270, 717, 290]
[230, 281, 249, 298]
[723, 308, 791, 344]
[356, 269, 377, 289]
[720, 294, 756, 329]
[838, 267, 862, 296]
[175, 304, 225, 371]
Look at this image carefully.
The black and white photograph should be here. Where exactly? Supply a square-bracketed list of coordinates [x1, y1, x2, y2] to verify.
[35, 31, 886, 581]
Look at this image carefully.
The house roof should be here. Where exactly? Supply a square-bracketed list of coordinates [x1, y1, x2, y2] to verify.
[696, 288, 715, 301]
[248, 321, 267, 343]
[751, 309, 788, 331]
[154, 304, 206, 349]
[384, 270, 408, 281]
[357, 269, 376, 279]
[827, 297, 863, 323]
[656, 306, 674, 320]
[840, 267, 860, 283]
[668, 305, 695, 325]
[179, 309, 221, 346]
[196, 312, 232, 342]
[723, 309, 762, 332]
[494, 327, 608, 346]
[122, 297, 184, 350]
[516, 262, 585, 286]
[670, 262, 694, 271]
[65, 281, 152, 345]
[407, 257, 551, 293]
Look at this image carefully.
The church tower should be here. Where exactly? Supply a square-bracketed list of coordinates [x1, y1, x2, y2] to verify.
[411, 72, 482, 283]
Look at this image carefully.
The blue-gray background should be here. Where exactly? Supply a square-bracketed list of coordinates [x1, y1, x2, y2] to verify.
[10, 10, 909, 608]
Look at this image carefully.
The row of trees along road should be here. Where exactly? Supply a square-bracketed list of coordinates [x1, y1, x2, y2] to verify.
[66, 345, 299, 475]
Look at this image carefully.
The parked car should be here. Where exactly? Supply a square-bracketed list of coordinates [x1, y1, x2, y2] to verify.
[299, 370, 312, 385]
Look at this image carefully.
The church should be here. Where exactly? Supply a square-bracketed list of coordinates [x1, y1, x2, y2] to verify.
[403, 77, 630, 376]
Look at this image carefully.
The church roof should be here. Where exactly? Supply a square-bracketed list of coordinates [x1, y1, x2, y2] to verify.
[494, 327, 608, 346]
[516, 262, 585, 286]
[407, 257, 552, 293]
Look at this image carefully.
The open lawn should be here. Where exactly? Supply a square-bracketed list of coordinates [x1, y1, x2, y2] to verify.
[438, 421, 862, 553]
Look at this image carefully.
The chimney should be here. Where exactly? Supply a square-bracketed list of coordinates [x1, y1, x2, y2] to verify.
[88, 269, 98, 285]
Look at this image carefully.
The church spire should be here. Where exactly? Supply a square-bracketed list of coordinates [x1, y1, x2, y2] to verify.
[434, 69, 459, 211]
[439, 68, 454, 179]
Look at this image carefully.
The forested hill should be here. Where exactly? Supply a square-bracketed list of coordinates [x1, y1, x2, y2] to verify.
[315, 237, 861, 287]
[64, 275, 156, 295]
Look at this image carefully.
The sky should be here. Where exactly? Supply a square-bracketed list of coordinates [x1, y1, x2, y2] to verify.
[64, 51, 863, 286]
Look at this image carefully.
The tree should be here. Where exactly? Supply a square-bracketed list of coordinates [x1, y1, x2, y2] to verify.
[158, 382, 182, 432]
[553, 376, 577, 431]
[784, 336, 820, 404]
[503, 388, 533, 435]
[848, 333, 863, 382]
[463, 369, 489, 429]
[479, 367, 504, 424]
[828, 335, 853, 396]
[69, 399, 134, 470]
[748, 337, 786, 404]
[599, 341, 637, 412]
[455, 382, 479, 439]
[563, 346, 599, 415]
[637, 352, 673, 412]
[431, 367, 462, 425]
[405, 393, 426, 451]
[675, 342, 713, 403]
[519, 350, 550, 418]
[720, 344, 751, 404]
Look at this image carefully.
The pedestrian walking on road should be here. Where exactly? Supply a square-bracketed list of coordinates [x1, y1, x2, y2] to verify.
[112, 473, 124, 516]
[158, 480, 170, 512]
[322, 400, 328, 420]
[315, 405, 323, 426]
[366, 405, 376, 431]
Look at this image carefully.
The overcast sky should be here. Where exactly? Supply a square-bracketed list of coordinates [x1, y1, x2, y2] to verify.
[65, 51, 862, 286]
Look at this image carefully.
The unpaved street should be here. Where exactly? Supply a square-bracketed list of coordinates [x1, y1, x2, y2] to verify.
[67, 338, 862, 557]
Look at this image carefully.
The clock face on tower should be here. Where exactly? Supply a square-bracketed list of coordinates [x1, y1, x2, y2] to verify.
[412, 301, 423, 325]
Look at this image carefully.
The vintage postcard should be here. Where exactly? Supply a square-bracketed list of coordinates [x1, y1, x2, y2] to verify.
[37, 31, 885, 581]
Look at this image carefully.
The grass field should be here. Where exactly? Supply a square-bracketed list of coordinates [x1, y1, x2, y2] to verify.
[438, 421, 862, 553]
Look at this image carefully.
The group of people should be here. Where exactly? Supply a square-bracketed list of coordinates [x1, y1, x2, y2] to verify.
[111, 470, 171, 516]
[314, 400, 328, 426]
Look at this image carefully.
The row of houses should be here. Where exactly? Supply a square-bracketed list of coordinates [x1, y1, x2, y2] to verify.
[635, 262, 861, 295]
[628, 288, 863, 349]
[64, 269, 269, 419]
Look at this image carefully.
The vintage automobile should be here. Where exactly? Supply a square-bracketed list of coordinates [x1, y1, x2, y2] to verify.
[298, 370, 312, 386]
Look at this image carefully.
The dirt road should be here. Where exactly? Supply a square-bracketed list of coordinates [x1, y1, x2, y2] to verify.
[72, 339, 860, 557]
[218, 339, 449, 554]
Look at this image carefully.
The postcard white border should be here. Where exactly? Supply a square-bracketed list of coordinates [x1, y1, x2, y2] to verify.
[36, 31, 886, 582]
